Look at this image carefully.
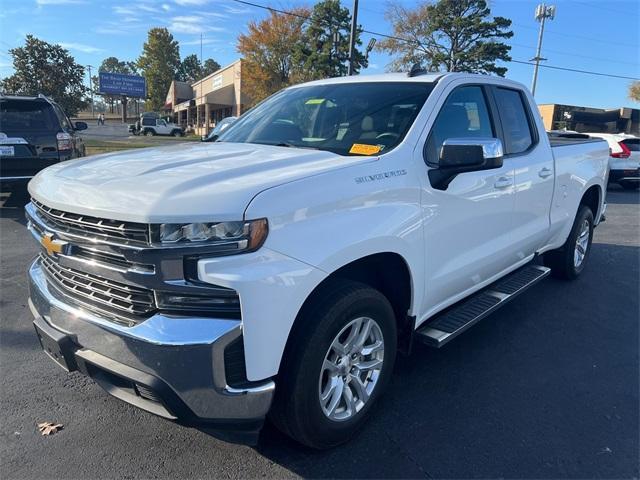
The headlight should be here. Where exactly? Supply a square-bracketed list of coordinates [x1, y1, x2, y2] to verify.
[158, 218, 268, 252]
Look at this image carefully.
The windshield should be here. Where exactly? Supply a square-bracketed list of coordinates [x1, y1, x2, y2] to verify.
[218, 82, 434, 156]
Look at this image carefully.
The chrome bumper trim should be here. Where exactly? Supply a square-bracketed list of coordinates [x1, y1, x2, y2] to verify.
[28, 260, 275, 420]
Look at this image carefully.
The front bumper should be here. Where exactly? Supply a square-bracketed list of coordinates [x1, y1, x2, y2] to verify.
[28, 259, 275, 443]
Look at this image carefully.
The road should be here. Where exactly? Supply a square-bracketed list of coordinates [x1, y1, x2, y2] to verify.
[1, 185, 638, 479]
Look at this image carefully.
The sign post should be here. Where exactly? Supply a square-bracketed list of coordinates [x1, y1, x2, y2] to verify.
[98, 72, 147, 123]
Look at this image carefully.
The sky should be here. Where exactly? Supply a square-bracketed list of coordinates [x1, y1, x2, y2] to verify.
[0, 0, 638, 109]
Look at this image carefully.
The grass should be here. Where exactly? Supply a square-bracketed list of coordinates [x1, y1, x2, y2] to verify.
[83, 136, 200, 155]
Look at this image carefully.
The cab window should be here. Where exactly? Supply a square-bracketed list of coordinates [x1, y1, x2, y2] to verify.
[493, 88, 534, 155]
[425, 86, 494, 165]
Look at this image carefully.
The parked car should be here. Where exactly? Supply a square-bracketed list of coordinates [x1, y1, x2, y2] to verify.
[25, 72, 608, 449]
[585, 132, 640, 190]
[0, 94, 87, 187]
[138, 116, 184, 137]
[202, 116, 237, 142]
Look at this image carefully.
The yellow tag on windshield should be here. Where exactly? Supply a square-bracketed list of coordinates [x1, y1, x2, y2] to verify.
[349, 143, 382, 155]
[305, 98, 325, 105]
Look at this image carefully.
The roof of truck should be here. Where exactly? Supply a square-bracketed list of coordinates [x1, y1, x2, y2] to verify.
[289, 72, 529, 92]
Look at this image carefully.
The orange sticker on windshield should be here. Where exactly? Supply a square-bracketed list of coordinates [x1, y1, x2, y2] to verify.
[349, 144, 382, 155]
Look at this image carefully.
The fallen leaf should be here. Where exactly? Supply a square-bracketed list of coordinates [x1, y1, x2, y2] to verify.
[37, 422, 63, 436]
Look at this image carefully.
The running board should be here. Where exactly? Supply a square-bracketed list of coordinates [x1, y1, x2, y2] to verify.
[416, 264, 550, 348]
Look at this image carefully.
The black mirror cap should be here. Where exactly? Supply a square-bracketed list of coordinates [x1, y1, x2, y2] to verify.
[74, 121, 88, 131]
[439, 144, 485, 168]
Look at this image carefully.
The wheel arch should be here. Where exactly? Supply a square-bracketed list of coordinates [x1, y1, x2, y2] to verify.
[580, 184, 602, 221]
[280, 252, 415, 376]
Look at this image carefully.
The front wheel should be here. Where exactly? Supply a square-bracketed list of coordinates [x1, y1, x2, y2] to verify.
[544, 205, 594, 280]
[270, 280, 397, 449]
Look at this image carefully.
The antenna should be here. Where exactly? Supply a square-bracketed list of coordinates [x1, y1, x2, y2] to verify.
[408, 63, 427, 77]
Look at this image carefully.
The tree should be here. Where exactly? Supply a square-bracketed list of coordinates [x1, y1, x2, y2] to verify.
[137, 28, 181, 111]
[237, 8, 308, 105]
[202, 58, 221, 77]
[0, 35, 87, 115]
[377, 0, 513, 76]
[629, 81, 640, 103]
[293, 0, 367, 80]
[177, 56, 221, 83]
[177, 54, 202, 83]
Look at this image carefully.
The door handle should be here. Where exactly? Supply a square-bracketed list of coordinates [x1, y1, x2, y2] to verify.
[538, 167, 553, 178]
[494, 177, 512, 189]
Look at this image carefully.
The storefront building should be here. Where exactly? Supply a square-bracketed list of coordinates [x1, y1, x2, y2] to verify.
[165, 59, 249, 136]
[538, 103, 640, 135]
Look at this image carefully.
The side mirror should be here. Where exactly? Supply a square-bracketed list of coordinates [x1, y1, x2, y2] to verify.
[429, 138, 504, 190]
[74, 121, 88, 131]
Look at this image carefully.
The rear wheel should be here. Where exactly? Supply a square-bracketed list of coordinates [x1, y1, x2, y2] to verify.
[544, 205, 594, 280]
[172, 130, 182, 137]
[270, 279, 397, 449]
[144, 129, 155, 136]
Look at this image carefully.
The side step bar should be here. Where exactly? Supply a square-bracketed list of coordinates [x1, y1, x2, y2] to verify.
[416, 264, 550, 348]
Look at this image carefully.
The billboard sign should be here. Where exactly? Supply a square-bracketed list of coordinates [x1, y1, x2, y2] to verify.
[99, 72, 146, 98]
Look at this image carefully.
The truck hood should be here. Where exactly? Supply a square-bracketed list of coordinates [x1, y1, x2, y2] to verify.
[29, 142, 371, 223]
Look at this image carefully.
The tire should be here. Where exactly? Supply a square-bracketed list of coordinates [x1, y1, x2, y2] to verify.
[620, 181, 639, 190]
[270, 279, 397, 449]
[544, 205, 594, 280]
[144, 129, 155, 136]
[172, 130, 183, 137]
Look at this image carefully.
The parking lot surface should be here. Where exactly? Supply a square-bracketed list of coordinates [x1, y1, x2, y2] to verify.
[1, 185, 638, 479]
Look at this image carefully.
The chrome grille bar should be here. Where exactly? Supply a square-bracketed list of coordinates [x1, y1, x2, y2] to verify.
[32, 198, 150, 245]
[39, 254, 156, 319]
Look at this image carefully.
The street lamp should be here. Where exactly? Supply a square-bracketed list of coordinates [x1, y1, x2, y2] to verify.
[530, 3, 556, 96]
[365, 38, 377, 61]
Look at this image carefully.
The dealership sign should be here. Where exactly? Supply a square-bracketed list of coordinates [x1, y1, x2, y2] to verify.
[99, 72, 146, 97]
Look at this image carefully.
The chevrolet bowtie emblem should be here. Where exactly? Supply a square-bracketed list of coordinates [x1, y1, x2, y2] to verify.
[41, 233, 68, 257]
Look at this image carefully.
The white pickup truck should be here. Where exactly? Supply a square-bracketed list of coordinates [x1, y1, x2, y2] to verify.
[26, 72, 608, 449]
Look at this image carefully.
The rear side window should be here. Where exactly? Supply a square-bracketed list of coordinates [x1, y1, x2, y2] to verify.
[0, 100, 59, 132]
[621, 138, 640, 151]
[493, 88, 534, 155]
[425, 85, 494, 164]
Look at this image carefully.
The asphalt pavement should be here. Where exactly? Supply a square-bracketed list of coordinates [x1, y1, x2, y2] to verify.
[1, 184, 638, 479]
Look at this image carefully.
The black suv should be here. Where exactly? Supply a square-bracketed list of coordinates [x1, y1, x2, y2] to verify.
[0, 94, 87, 187]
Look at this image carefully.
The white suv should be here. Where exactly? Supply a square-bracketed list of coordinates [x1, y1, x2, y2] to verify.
[586, 133, 640, 190]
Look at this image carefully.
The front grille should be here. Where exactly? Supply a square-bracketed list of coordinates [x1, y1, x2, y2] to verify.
[39, 254, 156, 323]
[32, 198, 150, 245]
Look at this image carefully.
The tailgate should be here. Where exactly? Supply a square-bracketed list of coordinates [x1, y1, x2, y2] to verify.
[0, 132, 60, 179]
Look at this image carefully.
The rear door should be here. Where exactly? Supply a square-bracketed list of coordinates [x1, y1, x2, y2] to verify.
[490, 85, 554, 257]
[0, 99, 60, 179]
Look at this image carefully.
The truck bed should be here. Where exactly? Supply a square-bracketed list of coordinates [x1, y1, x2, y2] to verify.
[547, 132, 603, 148]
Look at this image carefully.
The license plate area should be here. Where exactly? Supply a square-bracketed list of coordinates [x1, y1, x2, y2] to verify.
[34, 320, 78, 372]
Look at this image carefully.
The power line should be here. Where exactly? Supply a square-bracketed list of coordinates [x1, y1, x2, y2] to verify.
[230, 0, 640, 81]
[511, 22, 638, 49]
[510, 42, 640, 67]
[571, 0, 639, 17]
[510, 60, 639, 80]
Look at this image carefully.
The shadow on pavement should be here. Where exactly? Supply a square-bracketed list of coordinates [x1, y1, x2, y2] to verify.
[254, 242, 639, 479]
[0, 185, 30, 225]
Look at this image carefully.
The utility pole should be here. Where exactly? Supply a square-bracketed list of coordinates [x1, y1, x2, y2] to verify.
[530, 3, 556, 96]
[86, 65, 94, 118]
[347, 0, 359, 76]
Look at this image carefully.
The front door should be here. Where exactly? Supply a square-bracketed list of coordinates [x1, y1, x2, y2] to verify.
[420, 84, 517, 318]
